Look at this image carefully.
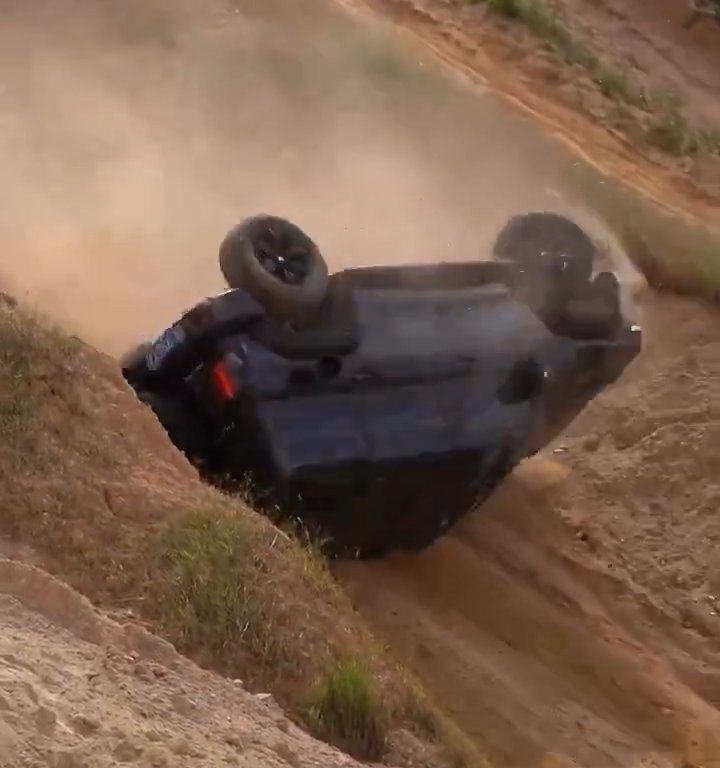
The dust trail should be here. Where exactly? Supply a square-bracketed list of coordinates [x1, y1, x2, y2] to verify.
[0, 0, 632, 354]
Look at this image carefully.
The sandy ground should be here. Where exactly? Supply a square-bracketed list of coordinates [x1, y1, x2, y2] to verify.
[0, 557, 373, 768]
[1, 1, 720, 767]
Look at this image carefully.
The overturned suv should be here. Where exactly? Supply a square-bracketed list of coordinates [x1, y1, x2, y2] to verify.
[121, 212, 641, 557]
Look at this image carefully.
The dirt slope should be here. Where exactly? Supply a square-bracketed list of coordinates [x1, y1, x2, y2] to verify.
[336, 288, 720, 767]
[0, 558, 371, 768]
[0, 297, 478, 768]
[338, 0, 720, 231]
[560, 0, 720, 128]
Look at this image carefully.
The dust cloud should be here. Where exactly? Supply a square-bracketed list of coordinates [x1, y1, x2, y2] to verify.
[0, 0, 640, 355]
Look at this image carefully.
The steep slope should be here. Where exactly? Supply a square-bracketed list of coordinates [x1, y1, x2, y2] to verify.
[0, 296, 479, 768]
[0, 558, 371, 768]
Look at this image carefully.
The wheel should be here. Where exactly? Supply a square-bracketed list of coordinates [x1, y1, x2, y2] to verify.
[219, 214, 328, 319]
[492, 211, 595, 287]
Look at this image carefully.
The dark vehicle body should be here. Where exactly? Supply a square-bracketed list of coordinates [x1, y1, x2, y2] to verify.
[122, 246, 641, 557]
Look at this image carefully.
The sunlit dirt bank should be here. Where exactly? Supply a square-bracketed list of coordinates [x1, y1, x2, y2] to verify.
[1, 1, 719, 767]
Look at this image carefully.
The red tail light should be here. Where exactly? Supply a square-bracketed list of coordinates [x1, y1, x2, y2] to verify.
[211, 360, 235, 402]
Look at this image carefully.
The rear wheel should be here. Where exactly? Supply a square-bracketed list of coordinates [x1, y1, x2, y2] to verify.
[219, 214, 328, 320]
[492, 212, 625, 337]
[493, 211, 595, 287]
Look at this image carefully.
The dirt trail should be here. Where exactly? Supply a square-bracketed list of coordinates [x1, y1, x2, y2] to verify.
[336, 288, 720, 767]
[0, 557, 371, 768]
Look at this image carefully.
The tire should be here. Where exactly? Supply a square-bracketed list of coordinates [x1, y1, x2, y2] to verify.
[492, 211, 595, 286]
[219, 214, 328, 319]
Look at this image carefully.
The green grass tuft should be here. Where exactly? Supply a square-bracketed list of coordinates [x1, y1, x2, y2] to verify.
[307, 656, 389, 761]
[0, 312, 34, 437]
[487, 0, 522, 18]
[645, 107, 692, 155]
[0, 302, 80, 442]
[151, 505, 290, 670]
[483, 0, 720, 162]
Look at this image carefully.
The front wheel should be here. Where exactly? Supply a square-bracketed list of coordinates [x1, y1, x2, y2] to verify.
[219, 214, 329, 321]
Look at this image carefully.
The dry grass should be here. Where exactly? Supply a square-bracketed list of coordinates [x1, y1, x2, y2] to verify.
[482, 0, 720, 158]
[150, 505, 292, 674]
[0, 298, 486, 767]
[307, 656, 389, 760]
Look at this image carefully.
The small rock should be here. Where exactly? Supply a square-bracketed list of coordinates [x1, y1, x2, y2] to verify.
[273, 742, 300, 767]
[224, 734, 246, 751]
[553, 446, 568, 455]
[255, 693, 274, 703]
[582, 434, 601, 453]
[171, 738, 191, 756]
[144, 746, 170, 768]
[151, 665, 168, 679]
[70, 713, 101, 736]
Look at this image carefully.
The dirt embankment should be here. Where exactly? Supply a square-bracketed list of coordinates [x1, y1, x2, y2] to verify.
[0, 297, 476, 768]
[0, 559, 369, 768]
[338, 0, 720, 232]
